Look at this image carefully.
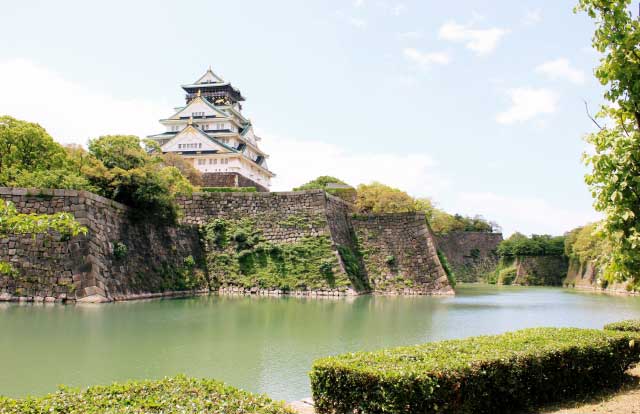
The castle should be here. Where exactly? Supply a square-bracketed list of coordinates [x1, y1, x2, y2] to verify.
[148, 68, 274, 191]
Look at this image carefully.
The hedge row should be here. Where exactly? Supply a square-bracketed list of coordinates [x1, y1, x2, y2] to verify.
[310, 328, 640, 414]
[0, 376, 294, 414]
[605, 319, 640, 332]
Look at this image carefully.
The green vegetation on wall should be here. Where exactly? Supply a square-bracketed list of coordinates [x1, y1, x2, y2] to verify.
[487, 259, 518, 285]
[201, 218, 352, 291]
[437, 250, 456, 288]
[0, 199, 87, 285]
[0, 376, 294, 414]
[310, 327, 640, 414]
[130, 255, 207, 293]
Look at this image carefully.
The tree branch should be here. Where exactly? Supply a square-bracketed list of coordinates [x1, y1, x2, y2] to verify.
[584, 100, 604, 130]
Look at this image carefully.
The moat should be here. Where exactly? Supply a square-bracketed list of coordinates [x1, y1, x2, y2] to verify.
[1, 285, 639, 401]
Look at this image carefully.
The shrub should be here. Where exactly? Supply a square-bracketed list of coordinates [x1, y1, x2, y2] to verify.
[0, 375, 293, 413]
[112, 242, 128, 260]
[605, 319, 640, 332]
[310, 328, 640, 414]
[497, 265, 517, 285]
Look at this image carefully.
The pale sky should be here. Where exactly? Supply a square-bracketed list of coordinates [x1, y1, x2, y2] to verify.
[0, 0, 622, 236]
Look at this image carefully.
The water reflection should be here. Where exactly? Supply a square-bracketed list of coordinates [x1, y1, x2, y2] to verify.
[0, 285, 639, 400]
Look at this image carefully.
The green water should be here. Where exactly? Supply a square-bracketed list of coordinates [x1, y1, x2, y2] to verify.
[1, 285, 640, 401]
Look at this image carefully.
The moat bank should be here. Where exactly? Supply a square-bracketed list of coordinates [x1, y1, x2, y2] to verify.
[1, 285, 639, 401]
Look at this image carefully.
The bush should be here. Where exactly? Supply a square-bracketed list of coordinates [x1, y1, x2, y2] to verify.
[310, 328, 640, 414]
[497, 265, 517, 285]
[112, 242, 128, 260]
[0, 375, 293, 414]
[605, 319, 640, 332]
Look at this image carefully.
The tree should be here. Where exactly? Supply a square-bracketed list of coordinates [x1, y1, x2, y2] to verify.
[85, 135, 194, 222]
[293, 176, 348, 191]
[161, 153, 203, 186]
[355, 182, 417, 214]
[577, 0, 640, 285]
[0, 116, 69, 185]
[88, 135, 147, 170]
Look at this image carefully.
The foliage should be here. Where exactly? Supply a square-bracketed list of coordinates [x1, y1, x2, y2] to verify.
[0, 200, 87, 240]
[416, 198, 497, 234]
[201, 218, 354, 291]
[0, 199, 87, 281]
[605, 319, 640, 332]
[0, 375, 294, 414]
[310, 327, 640, 414]
[576, 0, 640, 284]
[564, 223, 611, 265]
[497, 233, 565, 257]
[0, 117, 195, 223]
[497, 264, 517, 285]
[0, 262, 16, 278]
[112, 242, 128, 260]
[336, 244, 369, 291]
[85, 135, 194, 223]
[294, 176, 347, 191]
[294, 176, 357, 203]
[87, 135, 147, 170]
[161, 152, 203, 186]
[355, 182, 418, 214]
[201, 186, 257, 193]
[437, 250, 456, 288]
[0, 117, 92, 190]
[486, 260, 518, 285]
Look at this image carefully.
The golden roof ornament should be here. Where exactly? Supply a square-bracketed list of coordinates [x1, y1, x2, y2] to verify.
[197, 89, 201, 97]
[188, 116, 193, 125]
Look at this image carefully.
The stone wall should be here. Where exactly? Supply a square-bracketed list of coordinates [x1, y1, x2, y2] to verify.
[352, 213, 453, 295]
[0, 187, 206, 303]
[435, 232, 503, 282]
[1, 188, 453, 302]
[512, 256, 569, 286]
[564, 260, 635, 295]
[201, 172, 268, 192]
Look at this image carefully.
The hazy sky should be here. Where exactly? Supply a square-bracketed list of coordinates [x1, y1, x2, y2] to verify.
[0, 0, 623, 235]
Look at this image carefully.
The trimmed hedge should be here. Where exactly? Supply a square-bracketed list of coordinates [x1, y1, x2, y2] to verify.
[310, 328, 640, 414]
[0, 376, 294, 414]
[605, 319, 640, 332]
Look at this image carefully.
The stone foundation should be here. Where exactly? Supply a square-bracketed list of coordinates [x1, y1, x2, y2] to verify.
[201, 172, 268, 192]
[0, 187, 453, 302]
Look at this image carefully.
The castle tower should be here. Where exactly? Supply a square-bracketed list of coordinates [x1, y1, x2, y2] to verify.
[148, 68, 274, 191]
